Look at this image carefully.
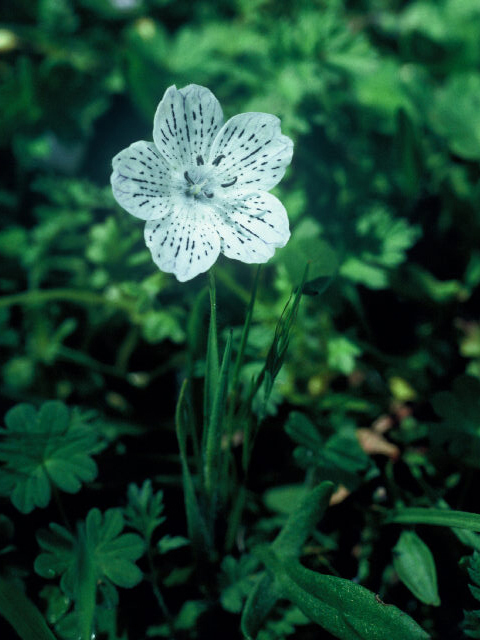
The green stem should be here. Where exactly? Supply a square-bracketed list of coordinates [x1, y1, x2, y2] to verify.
[214, 268, 251, 304]
[204, 331, 232, 501]
[0, 288, 132, 312]
[76, 523, 97, 640]
[115, 325, 140, 372]
[51, 483, 72, 531]
[146, 545, 177, 639]
[221, 267, 260, 504]
[202, 270, 219, 454]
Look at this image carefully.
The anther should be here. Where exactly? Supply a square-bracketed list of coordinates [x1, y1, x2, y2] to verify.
[196, 155, 204, 166]
[184, 171, 194, 184]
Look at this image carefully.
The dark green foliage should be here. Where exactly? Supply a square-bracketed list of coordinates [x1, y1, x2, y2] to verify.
[0, 401, 104, 513]
[392, 531, 440, 606]
[2, 0, 480, 638]
[463, 552, 480, 638]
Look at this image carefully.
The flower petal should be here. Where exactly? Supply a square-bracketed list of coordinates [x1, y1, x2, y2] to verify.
[111, 141, 178, 221]
[144, 203, 221, 282]
[208, 113, 293, 192]
[153, 84, 224, 170]
[211, 191, 290, 263]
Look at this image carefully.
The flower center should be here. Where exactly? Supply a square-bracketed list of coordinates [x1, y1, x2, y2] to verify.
[184, 170, 214, 199]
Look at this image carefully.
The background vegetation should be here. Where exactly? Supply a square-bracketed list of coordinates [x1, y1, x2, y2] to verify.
[1, 0, 480, 638]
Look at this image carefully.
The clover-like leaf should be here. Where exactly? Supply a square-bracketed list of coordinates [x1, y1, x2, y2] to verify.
[0, 401, 105, 513]
[35, 507, 145, 599]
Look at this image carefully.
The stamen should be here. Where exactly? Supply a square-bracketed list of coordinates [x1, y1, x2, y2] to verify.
[184, 171, 194, 185]
[212, 154, 225, 166]
[196, 155, 204, 166]
[204, 191, 214, 199]
[221, 177, 238, 188]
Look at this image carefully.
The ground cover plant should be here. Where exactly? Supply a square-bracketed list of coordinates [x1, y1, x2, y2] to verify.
[1, 0, 480, 638]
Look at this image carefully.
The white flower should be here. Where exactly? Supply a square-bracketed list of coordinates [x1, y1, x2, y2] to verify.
[111, 84, 293, 282]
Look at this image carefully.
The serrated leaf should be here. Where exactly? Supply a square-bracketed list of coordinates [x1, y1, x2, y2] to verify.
[124, 479, 166, 544]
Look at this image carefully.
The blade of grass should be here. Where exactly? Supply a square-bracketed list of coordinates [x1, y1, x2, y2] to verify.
[242, 263, 310, 471]
[202, 270, 219, 452]
[204, 331, 232, 504]
[0, 576, 58, 640]
[221, 267, 261, 505]
[176, 379, 212, 558]
[384, 507, 480, 531]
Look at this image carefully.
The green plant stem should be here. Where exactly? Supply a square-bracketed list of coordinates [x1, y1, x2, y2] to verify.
[214, 268, 251, 304]
[202, 270, 219, 454]
[146, 545, 177, 639]
[51, 483, 72, 531]
[116, 325, 140, 372]
[204, 331, 232, 502]
[76, 523, 97, 640]
[0, 288, 132, 312]
[221, 267, 260, 506]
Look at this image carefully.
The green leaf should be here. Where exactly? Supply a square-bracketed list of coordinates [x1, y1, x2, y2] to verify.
[384, 507, 480, 531]
[39, 585, 71, 626]
[256, 605, 310, 640]
[204, 331, 232, 498]
[0, 401, 103, 513]
[271, 482, 334, 558]
[35, 507, 145, 598]
[203, 270, 220, 435]
[175, 379, 212, 558]
[462, 552, 480, 636]
[157, 535, 190, 554]
[124, 480, 166, 544]
[429, 73, 480, 160]
[263, 484, 310, 516]
[0, 576, 58, 640]
[260, 550, 430, 640]
[284, 411, 322, 451]
[241, 572, 280, 640]
[392, 531, 440, 606]
[430, 376, 480, 468]
[280, 218, 338, 294]
[219, 555, 260, 614]
[341, 206, 421, 290]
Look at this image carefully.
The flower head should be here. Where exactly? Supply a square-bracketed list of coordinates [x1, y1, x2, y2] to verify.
[111, 84, 293, 282]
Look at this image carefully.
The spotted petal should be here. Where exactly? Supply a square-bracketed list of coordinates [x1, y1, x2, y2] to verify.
[207, 113, 293, 193]
[153, 84, 224, 170]
[111, 141, 178, 221]
[211, 191, 290, 263]
[144, 202, 221, 282]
